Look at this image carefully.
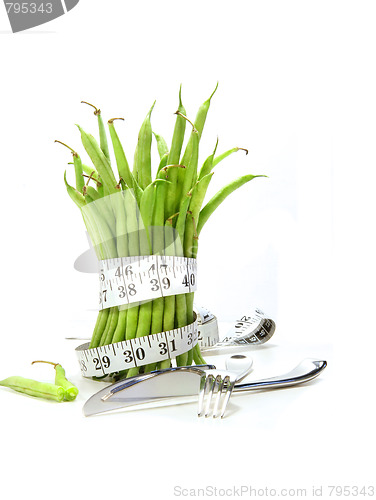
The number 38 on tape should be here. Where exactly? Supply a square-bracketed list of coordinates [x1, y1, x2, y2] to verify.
[98, 255, 197, 310]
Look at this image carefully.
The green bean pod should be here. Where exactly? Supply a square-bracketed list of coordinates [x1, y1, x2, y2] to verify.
[108, 118, 143, 205]
[175, 127, 199, 244]
[213, 147, 248, 167]
[166, 87, 187, 217]
[153, 132, 169, 159]
[98, 113, 110, 162]
[0, 376, 64, 402]
[56, 141, 85, 193]
[64, 171, 86, 209]
[184, 172, 214, 257]
[72, 152, 85, 193]
[197, 174, 266, 235]
[179, 123, 199, 195]
[90, 308, 110, 348]
[157, 152, 169, 173]
[139, 181, 157, 254]
[54, 365, 78, 401]
[77, 125, 119, 195]
[31, 361, 79, 401]
[103, 306, 120, 345]
[133, 102, 155, 189]
[113, 191, 128, 258]
[112, 306, 127, 343]
[81, 101, 111, 162]
[180, 82, 218, 166]
[198, 139, 218, 180]
[81, 163, 99, 180]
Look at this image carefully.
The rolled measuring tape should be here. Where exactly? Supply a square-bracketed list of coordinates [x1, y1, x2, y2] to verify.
[75, 305, 275, 378]
[75, 256, 275, 378]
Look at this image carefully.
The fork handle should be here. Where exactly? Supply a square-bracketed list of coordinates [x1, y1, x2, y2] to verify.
[233, 359, 327, 392]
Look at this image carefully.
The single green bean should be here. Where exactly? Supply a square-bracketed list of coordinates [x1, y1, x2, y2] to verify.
[184, 172, 214, 256]
[0, 376, 64, 402]
[54, 364, 78, 401]
[77, 125, 118, 195]
[112, 193, 128, 261]
[176, 117, 199, 204]
[175, 191, 192, 248]
[133, 101, 155, 189]
[81, 163, 99, 180]
[108, 118, 143, 205]
[84, 185, 100, 202]
[198, 138, 218, 180]
[180, 82, 218, 166]
[72, 154, 84, 192]
[81, 101, 111, 162]
[56, 141, 85, 193]
[153, 132, 169, 159]
[213, 147, 248, 167]
[112, 307, 127, 343]
[64, 171, 86, 209]
[175, 125, 199, 245]
[168, 85, 186, 165]
[139, 182, 157, 254]
[197, 175, 266, 235]
[31, 361, 79, 401]
[103, 306, 119, 345]
[166, 87, 187, 217]
[157, 152, 169, 173]
[90, 308, 110, 348]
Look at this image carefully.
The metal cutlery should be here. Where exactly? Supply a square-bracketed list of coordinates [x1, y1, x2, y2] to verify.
[197, 354, 254, 418]
[83, 358, 326, 417]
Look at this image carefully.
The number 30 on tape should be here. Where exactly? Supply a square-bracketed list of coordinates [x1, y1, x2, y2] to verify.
[98, 255, 197, 310]
[76, 319, 199, 378]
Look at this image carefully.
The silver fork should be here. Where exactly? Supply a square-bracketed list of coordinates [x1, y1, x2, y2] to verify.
[197, 355, 253, 419]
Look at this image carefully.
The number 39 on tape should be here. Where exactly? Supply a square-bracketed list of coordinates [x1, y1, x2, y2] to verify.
[98, 255, 197, 310]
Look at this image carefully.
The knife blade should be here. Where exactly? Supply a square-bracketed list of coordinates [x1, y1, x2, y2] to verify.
[83, 365, 214, 416]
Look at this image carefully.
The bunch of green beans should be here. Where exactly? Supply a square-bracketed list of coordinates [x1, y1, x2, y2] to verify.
[58, 86, 265, 379]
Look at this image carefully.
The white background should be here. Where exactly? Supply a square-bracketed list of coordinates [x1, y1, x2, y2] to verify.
[0, 1, 375, 499]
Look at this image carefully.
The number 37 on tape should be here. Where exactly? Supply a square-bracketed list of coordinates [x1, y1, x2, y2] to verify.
[98, 256, 197, 310]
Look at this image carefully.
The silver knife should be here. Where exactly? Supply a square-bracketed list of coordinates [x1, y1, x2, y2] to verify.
[83, 359, 327, 416]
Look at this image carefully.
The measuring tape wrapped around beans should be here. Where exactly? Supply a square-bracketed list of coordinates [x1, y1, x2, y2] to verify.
[58, 85, 266, 379]
[75, 305, 275, 378]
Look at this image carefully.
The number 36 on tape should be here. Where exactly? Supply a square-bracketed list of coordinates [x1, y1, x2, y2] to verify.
[98, 255, 197, 310]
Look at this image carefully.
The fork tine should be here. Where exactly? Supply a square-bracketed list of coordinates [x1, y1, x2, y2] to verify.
[219, 377, 235, 418]
[204, 375, 216, 417]
[212, 376, 225, 418]
[197, 374, 209, 417]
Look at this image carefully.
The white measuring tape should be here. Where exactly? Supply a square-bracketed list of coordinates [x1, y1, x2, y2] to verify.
[76, 319, 199, 378]
[75, 254, 275, 378]
[75, 306, 275, 378]
[98, 255, 197, 310]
